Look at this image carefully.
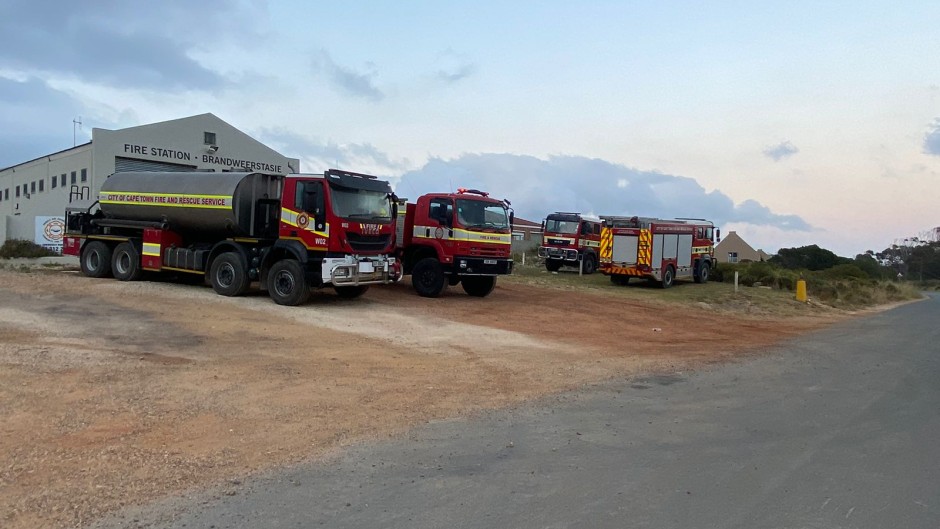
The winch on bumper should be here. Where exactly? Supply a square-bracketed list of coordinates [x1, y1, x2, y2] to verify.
[538, 246, 579, 262]
[324, 255, 402, 286]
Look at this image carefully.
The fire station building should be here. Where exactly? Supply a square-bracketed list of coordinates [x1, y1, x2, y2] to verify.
[0, 113, 300, 251]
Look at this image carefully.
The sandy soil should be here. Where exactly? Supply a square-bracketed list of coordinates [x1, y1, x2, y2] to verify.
[0, 267, 836, 528]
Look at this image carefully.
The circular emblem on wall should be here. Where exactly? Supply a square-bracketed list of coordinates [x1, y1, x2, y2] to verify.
[434, 227, 444, 239]
[297, 212, 310, 229]
[43, 218, 65, 243]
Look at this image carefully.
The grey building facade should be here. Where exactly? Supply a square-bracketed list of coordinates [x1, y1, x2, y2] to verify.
[0, 113, 300, 250]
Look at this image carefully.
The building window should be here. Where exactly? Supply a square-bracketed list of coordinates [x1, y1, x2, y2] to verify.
[39, 179, 44, 192]
[4, 189, 8, 200]
[70, 171, 77, 185]
[31, 181, 36, 194]
[204, 131, 217, 145]
[728, 252, 738, 263]
[61, 174, 66, 187]
[81, 168, 87, 182]
[52, 176, 57, 189]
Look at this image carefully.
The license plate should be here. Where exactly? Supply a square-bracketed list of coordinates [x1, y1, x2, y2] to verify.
[359, 261, 374, 273]
[484, 259, 497, 265]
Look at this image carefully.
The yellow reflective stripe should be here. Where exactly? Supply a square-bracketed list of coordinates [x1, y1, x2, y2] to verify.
[452, 228, 511, 245]
[638, 229, 652, 266]
[281, 207, 329, 237]
[99, 191, 231, 209]
[142, 243, 161, 257]
[599, 228, 613, 260]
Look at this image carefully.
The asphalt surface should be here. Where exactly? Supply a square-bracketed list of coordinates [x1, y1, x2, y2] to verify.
[96, 293, 940, 529]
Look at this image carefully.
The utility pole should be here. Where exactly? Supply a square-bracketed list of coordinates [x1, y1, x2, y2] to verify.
[73, 116, 82, 146]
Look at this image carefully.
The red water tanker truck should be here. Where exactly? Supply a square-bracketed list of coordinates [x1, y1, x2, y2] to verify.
[63, 169, 402, 305]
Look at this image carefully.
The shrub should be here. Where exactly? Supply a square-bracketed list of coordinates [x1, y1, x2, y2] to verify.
[0, 239, 59, 259]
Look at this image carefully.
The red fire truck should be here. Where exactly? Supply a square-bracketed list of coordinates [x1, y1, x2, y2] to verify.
[63, 169, 401, 306]
[538, 212, 602, 274]
[395, 188, 513, 297]
[599, 216, 719, 288]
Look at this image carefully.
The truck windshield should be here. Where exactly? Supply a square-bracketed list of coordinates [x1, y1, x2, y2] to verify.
[455, 199, 510, 232]
[545, 219, 579, 234]
[329, 186, 392, 221]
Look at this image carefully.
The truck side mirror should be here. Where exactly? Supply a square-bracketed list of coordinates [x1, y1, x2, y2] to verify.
[509, 211, 514, 229]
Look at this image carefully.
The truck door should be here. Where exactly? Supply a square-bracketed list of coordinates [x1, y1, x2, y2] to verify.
[428, 198, 455, 254]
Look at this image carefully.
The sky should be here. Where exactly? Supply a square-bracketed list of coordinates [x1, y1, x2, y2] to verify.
[2, 0, 939, 257]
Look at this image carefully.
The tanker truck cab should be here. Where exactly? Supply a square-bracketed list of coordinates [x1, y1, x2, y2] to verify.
[396, 188, 513, 298]
[63, 169, 401, 307]
[276, 169, 401, 298]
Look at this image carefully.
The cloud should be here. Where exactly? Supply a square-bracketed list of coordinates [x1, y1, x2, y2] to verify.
[923, 119, 940, 155]
[433, 49, 476, 83]
[763, 141, 799, 161]
[0, 76, 86, 168]
[0, 0, 265, 91]
[257, 128, 409, 175]
[395, 153, 812, 232]
[313, 51, 384, 101]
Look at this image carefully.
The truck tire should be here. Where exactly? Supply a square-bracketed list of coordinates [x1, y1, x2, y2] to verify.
[334, 285, 369, 299]
[210, 252, 250, 297]
[545, 260, 561, 272]
[81, 241, 112, 278]
[582, 253, 597, 275]
[112, 242, 142, 281]
[694, 261, 710, 284]
[660, 265, 675, 289]
[412, 257, 446, 297]
[461, 276, 496, 297]
[268, 259, 310, 306]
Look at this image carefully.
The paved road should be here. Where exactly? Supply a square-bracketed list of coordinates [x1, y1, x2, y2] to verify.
[97, 294, 940, 529]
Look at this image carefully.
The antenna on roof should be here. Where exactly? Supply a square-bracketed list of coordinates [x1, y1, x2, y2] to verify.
[72, 116, 83, 146]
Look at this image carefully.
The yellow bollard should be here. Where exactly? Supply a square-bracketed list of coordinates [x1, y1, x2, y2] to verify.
[796, 279, 807, 302]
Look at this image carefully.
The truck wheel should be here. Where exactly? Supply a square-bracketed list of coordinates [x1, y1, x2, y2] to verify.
[412, 257, 446, 297]
[268, 259, 310, 306]
[694, 262, 710, 284]
[461, 276, 497, 297]
[660, 265, 675, 289]
[112, 242, 142, 281]
[610, 274, 629, 286]
[545, 260, 561, 272]
[582, 254, 597, 275]
[334, 285, 369, 299]
[210, 252, 250, 297]
[81, 241, 112, 278]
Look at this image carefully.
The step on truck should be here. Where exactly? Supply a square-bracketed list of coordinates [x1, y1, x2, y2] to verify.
[538, 212, 602, 274]
[63, 169, 402, 306]
[599, 216, 719, 288]
[395, 188, 514, 297]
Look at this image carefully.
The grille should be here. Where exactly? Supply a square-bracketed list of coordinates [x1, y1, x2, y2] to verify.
[346, 233, 391, 251]
[469, 246, 508, 257]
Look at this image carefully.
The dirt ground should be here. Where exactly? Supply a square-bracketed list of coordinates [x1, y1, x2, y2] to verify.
[0, 266, 839, 529]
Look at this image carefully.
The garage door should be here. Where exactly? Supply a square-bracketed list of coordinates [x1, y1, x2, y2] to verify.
[114, 157, 196, 173]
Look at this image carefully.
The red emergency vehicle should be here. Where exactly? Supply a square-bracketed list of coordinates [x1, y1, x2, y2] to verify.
[538, 212, 602, 274]
[599, 216, 719, 288]
[63, 169, 401, 305]
[395, 188, 513, 297]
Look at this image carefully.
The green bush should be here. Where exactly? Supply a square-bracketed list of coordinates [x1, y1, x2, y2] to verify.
[0, 239, 59, 259]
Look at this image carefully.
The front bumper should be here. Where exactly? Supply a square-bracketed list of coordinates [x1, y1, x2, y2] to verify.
[451, 256, 513, 276]
[323, 255, 402, 286]
[538, 246, 579, 261]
